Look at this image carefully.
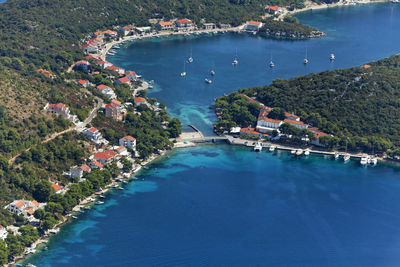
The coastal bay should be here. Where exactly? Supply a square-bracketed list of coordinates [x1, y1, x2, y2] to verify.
[25, 2, 400, 266]
[107, 2, 400, 135]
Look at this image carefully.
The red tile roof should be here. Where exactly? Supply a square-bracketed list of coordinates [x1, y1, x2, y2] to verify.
[32, 200, 40, 207]
[91, 160, 104, 168]
[106, 66, 121, 72]
[259, 117, 282, 124]
[314, 131, 329, 139]
[37, 69, 53, 78]
[97, 84, 110, 90]
[362, 64, 371, 69]
[80, 164, 91, 172]
[134, 97, 146, 103]
[111, 99, 121, 106]
[78, 79, 89, 85]
[118, 76, 130, 83]
[49, 103, 67, 110]
[27, 209, 35, 215]
[52, 183, 63, 192]
[116, 146, 126, 151]
[125, 70, 136, 75]
[248, 21, 262, 25]
[177, 19, 192, 24]
[89, 127, 98, 133]
[159, 21, 173, 26]
[266, 5, 281, 11]
[75, 60, 90, 65]
[15, 201, 25, 208]
[94, 150, 118, 160]
[284, 112, 300, 120]
[122, 136, 136, 141]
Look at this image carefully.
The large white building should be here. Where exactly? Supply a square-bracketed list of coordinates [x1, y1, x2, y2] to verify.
[119, 136, 136, 149]
[256, 117, 282, 133]
[84, 127, 102, 141]
[283, 119, 308, 130]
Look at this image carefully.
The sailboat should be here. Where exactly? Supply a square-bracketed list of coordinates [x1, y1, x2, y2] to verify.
[269, 54, 275, 68]
[232, 49, 238, 66]
[187, 48, 193, 63]
[210, 70, 215, 76]
[304, 48, 309, 64]
[205, 78, 212, 84]
[180, 61, 186, 77]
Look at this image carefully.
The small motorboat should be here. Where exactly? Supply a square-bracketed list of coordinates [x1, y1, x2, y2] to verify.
[360, 156, 368, 165]
[205, 78, 212, 84]
[334, 152, 339, 160]
[254, 143, 262, 152]
[343, 154, 351, 162]
[330, 53, 335, 61]
[232, 59, 238, 66]
[180, 72, 186, 77]
[210, 70, 215, 76]
[291, 150, 296, 155]
[296, 149, 303, 156]
[304, 149, 310, 156]
[304, 58, 309, 64]
[269, 146, 276, 152]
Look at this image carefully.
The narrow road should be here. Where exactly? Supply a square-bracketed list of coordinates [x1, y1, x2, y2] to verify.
[8, 97, 103, 165]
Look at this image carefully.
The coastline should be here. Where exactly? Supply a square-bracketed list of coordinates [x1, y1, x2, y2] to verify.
[99, 26, 243, 62]
[279, 0, 388, 19]
[16, 1, 397, 264]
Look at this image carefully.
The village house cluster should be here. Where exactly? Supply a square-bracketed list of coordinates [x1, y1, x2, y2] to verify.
[233, 94, 329, 146]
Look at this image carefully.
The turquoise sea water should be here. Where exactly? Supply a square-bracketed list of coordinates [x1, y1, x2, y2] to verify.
[27, 146, 400, 266]
[27, 3, 400, 266]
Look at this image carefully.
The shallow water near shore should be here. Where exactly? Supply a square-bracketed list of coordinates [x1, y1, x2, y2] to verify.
[26, 145, 400, 266]
[26, 3, 400, 266]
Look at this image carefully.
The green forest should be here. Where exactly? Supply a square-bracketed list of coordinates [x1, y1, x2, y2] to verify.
[215, 55, 400, 154]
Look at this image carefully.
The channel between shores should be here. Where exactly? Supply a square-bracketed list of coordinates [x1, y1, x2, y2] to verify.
[19, 1, 396, 265]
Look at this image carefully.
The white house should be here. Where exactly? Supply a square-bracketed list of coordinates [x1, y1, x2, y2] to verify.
[84, 127, 101, 141]
[96, 84, 116, 99]
[115, 145, 128, 155]
[119, 136, 136, 149]
[176, 19, 195, 30]
[74, 60, 91, 70]
[48, 103, 71, 120]
[134, 97, 147, 107]
[125, 70, 137, 81]
[156, 21, 174, 31]
[93, 150, 118, 165]
[0, 225, 8, 240]
[70, 164, 91, 179]
[114, 76, 131, 86]
[203, 23, 216, 30]
[6, 200, 41, 218]
[245, 21, 262, 31]
[283, 119, 308, 130]
[284, 112, 300, 121]
[78, 80, 92, 88]
[265, 6, 283, 15]
[256, 117, 282, 133]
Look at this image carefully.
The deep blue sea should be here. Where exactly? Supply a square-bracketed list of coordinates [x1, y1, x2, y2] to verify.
[107, 2, 400, 135]
[27, 3, 400, 267]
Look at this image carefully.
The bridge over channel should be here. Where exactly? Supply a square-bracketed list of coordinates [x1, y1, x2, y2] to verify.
[183, 125, 229, 143]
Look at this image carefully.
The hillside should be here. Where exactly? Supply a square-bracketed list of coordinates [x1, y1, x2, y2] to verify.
[215, 55, 400, 154]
